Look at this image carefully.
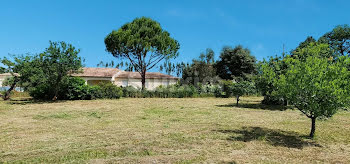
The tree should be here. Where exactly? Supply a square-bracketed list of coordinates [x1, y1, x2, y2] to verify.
[39, 41, 82, 100]
[255, 55, 288, 105]
[215, 45, 256, 80]
[0, 57, 20, 100]
[291, 36, 316, 56]
[104, 17, 180, 90]
[181, 48, 217, 85]
[319, 24, 350, 56]
[262, 43, 350, 138]
[0, 55, 36, 100]
[231, 80, 255, 106]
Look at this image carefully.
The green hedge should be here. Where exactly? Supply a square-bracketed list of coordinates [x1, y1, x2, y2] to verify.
[29, 77, 123, 100]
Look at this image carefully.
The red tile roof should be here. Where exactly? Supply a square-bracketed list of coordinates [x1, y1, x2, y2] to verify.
[72, 67, 122, 77]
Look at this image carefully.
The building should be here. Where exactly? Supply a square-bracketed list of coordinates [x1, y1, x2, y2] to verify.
[0, 73, 13, 87]
[0, 68, 178, 90]
[72, 67, 179, 90]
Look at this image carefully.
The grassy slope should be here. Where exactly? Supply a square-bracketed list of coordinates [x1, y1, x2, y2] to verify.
[0, 97, 349, 163]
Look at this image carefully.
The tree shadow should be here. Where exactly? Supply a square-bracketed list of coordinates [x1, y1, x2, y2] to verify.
[5, 98, 67, 105]
[216, 103, 289, 111]
[215, 126, 321, 149]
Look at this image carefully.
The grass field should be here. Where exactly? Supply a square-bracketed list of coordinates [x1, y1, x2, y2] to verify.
[0, 97, 349, 163]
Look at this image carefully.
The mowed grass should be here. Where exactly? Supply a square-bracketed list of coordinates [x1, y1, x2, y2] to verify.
[0, 97, 349, 163]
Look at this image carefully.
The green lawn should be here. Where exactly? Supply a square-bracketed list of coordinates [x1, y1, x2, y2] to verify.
[0, 97, 349, 163]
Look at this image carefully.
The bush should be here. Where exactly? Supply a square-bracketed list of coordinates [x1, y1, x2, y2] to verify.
[29, 83, 54, 100]
[59, 77, 92, 100]
[97, 82, 123, 99]
[122, 86, 141, 98]
[29, 77, 123, 100]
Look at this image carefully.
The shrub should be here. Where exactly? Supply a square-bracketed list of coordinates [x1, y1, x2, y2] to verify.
[59, 77, 92, 100]
[122, 86, 140, 98]
[28, 77, 123, 100]
[97, 82, 123, 99]
[29, 83, 54, 100]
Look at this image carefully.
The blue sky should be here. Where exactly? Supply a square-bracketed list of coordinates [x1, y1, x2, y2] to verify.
[1, 0, 349, 71]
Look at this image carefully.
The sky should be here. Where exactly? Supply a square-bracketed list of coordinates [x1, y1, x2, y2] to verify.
[0, 0, 349, 71]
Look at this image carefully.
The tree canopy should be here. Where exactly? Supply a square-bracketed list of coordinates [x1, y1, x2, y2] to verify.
[261, 43, 350, 138]
[104, 17, 180, 90]
[181, 48, 217, 85]
[319, 24, 350, 56]
[215, 45, 256, 80]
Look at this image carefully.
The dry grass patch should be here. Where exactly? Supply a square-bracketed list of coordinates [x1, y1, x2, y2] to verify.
[0, 97, 349, 163]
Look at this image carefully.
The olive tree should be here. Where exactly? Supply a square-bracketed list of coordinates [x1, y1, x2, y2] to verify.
[262, 43, 350, 138]
[104, 17, 180, 90]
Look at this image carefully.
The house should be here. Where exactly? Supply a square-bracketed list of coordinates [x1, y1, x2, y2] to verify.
[72, 67, 179, 90]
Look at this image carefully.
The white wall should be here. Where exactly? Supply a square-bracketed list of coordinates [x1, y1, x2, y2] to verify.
[114, 78, 178, 90]
[0, 74, 12, 86]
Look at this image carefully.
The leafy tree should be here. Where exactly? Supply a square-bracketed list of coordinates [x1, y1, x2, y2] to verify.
[181, 48, 217, 85]
[291, 36, 316, 56]
[255, 55, 288, 105]
[215, 45, 256, 80]
[262, 43, 350, 138]
[319, 24, 350, 56]
[41, 41, 82, 100]
[104, 17, 180, 90]
[0, 55, 34, 100]
[231, 80, 255, 106]
[291, 42, 334, 61]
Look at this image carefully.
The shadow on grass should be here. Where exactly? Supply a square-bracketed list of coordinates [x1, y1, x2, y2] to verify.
[216, 126, 321, 149]
[5, 98, 67, 105]
[216, 103, 289, 111]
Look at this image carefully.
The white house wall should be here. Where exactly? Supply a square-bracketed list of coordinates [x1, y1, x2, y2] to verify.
[0, 75, 12, 87]
[114, 78, 178, 90]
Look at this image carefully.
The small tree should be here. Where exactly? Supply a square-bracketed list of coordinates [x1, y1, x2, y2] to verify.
[231, 80, 255, 106]
[263, 43, 350, 138]
[0, 55, 33, 100]
[104, 17, 180, 90]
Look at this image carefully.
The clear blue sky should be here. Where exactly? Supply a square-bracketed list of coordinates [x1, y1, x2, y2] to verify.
[1, 0, 349, 71]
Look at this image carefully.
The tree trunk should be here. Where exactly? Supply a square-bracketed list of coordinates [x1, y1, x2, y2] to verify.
[2, 77, 19, 100]
[141, 70, 146, 91]
[52, 83, 59, 101]
[309, 117, 316, 138]
[236, 95, 240, 106]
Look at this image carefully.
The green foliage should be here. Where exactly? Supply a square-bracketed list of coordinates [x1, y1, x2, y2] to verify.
[231, 80, 256, 105]
[255, 54, 290, 105]
[181, 48, 218, 85]
[292, 43, 334, 61]
[319, 24, 350, 56]
[97, 82, 123, 99]
[262, 43, 350, 137]
[7, 41, 83, 100]
[39, 41, 82, 100]
[291, 36, 316, 55]
[105, 17, 180, 90]
[215, 45, 257, 80]
[59, 77, 95, 100]
[121, 84, 198, 98]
